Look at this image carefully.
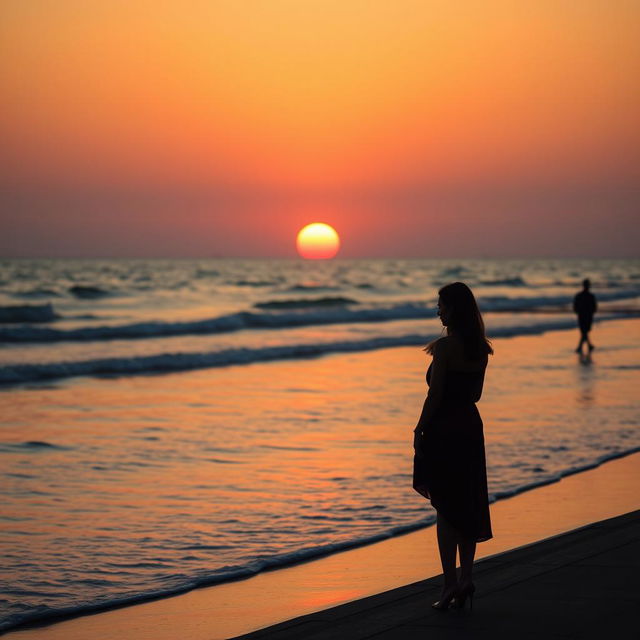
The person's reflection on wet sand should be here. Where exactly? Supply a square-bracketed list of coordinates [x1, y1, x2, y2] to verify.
[578, 351, 593, 366]
[576, 351, 594, 407]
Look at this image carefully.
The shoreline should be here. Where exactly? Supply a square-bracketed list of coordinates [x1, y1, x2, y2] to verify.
[6, 449, 639, 640]
[231, 509, 640, 639]
[3, 445, 639, 636]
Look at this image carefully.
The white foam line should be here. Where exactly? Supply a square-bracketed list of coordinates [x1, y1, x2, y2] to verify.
[2, 314, 638, 387]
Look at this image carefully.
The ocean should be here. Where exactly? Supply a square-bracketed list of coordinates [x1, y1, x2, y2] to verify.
[1, 257, 639, 632]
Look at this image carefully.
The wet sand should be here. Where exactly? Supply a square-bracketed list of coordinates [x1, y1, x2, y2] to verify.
[5, 318, 639, 639]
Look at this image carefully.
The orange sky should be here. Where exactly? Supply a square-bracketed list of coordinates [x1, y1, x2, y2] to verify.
[1, 1, 639, 257]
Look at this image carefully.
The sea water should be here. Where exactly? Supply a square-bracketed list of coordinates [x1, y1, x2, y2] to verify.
[0, 258, 639, 631]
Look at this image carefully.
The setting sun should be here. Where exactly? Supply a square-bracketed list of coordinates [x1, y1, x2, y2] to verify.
[296, 223, 341, 260]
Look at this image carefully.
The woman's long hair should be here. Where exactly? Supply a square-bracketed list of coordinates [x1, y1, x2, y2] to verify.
[425, 282, 493, 359]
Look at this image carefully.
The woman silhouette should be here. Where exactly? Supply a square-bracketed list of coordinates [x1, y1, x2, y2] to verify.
[413, 282, 493, 611]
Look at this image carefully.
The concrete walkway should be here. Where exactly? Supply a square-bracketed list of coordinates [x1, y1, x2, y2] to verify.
[231, 509, 639, 640]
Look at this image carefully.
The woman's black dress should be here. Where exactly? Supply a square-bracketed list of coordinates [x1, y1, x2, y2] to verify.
[413, 363, 493, 542]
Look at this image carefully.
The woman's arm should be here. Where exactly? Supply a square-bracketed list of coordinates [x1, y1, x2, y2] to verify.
[414, 338, 448, 434]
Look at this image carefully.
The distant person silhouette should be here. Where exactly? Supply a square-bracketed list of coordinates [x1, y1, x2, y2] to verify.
[573, 279, 597, 354]
[413, 282, 493, 611]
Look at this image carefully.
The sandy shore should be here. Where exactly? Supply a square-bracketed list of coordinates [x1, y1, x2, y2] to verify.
[231, 509, 640, 639]
[4, 317, 639, 639]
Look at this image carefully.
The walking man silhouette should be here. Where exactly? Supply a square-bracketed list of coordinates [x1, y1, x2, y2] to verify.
[573, 279, 597, 354]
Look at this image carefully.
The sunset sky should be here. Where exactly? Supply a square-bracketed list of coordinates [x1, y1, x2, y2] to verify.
[1, 1, 639, 258]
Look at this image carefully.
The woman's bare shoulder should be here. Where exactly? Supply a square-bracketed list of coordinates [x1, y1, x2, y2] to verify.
[444, 336, 488, 370]
[432, 336, 454, 357]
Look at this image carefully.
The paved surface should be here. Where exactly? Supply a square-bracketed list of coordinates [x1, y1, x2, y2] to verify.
[231, 509, 639, 639]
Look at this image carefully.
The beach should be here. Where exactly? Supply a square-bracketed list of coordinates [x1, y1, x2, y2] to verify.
[3, 0, 640, 633]
[3, 311, 639, 639]
[3, 0, 640, 632]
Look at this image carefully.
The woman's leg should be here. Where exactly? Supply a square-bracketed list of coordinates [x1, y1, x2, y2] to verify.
[436, 511, 459, 588]
[458, 535, 476, 584]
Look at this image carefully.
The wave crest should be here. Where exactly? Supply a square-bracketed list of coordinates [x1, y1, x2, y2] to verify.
[0, 303, 58, 324]
[1, 316, 615, 386]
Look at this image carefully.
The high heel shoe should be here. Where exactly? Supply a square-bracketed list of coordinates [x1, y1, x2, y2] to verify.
[452, 581, 475, 610]
[431, 584, 458, 610]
